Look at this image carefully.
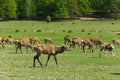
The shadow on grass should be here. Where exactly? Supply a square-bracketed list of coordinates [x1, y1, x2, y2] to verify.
[110, 73, 120, 75]
[28, 66, 47, 68]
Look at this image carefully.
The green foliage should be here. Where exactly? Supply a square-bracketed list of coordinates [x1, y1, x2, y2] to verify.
[53, 0, 69, 18]
[0, 0, 17, 19]
[67, 0, 79, 19]
[103, 0, 120, 19]
[16, 0, 36, 19]
[35, 0, 55, 18]
[1, 0, 120, 20]
[46, 15, 51, 23]
[78, 0, 90, 16]
[89, 0, 120, 18]
[25, 0, 36, 19]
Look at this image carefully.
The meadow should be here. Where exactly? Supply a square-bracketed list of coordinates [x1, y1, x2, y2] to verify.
[0, 20, 120, 80]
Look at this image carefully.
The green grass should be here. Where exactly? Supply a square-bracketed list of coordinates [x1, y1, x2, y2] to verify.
[0, 20, 120, 80]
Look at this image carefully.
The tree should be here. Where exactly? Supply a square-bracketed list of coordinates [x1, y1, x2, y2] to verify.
[67, 0, 79, 20]
[89, 0, 120, 18]
[16, 0, 26, 19]
[16, 0, 36, 19]
[103, 0, 120, 19]
[25, 0, 36, 19]
[89, 0, 105, 17]
[77, 0, 90, 16]
[0, 0, 17, 20]
[53, 0, 69, 18]
[35, 0, 55, 19]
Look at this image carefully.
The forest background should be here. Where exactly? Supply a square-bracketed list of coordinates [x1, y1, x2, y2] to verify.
[0, 0, 120, 20]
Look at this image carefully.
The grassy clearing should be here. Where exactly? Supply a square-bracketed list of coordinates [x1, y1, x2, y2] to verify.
[0, 20, 120, 80]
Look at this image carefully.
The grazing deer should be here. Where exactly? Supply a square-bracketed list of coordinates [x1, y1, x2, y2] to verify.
[44, 38, 54, 44]
[99, 42, 114, 57]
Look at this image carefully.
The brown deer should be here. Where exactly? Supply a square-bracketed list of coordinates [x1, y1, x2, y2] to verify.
[16, 37, 34, 53]
[81, 39, 94, 53]
[64, 35, 72, 45]
[33, 44, 68, 67]
[29, 36, 41, 44]
[90, 38, 102, 48]
[112, 38, 120, 46]
[44, 38, 54, 44]
[70, 37, 83, 48]
[0, 37, 5, 49]
[99, 42, 114, 57]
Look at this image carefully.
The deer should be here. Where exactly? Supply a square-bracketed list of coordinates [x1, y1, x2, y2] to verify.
[44, 38, 54, 44]
[33, 44, 68, 67]
[99, 42, 114, 57]
[16, 37, 34, 53]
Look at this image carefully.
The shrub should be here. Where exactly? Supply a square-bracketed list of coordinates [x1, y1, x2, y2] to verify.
[24, 30, 27, 32]
[15, 30, 20, 32]
[68, 30, 72, 33]
[46, 15, 51, 23]
[62, 30, 66, 32]
[87, 33, 91, 35]
[36, 29, 42, 32]
[117, 33, 120, 35]
[81, 29, 85, 32]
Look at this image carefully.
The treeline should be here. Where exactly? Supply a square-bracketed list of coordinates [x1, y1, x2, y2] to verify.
[0, 0, 120, 20]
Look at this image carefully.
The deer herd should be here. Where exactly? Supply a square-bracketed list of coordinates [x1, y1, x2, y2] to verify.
[0, 35, 118, 67]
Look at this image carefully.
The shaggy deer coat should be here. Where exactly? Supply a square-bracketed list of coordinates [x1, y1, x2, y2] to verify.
[44, 38, 54, 44]
[90, 38, 102, 48]
[99, 42, 114, 57]
[81, 39, 94, 53]
[33, 44, 68, 67]
[70, 37, 83, 48]
[16, 37, 34, 53]
[29, 36, 40, 44]
[112, 38, 120, 46]
[64, 36, 72, 45]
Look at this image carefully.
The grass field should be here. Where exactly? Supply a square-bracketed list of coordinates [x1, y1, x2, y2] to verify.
[0, 20, 120, 80]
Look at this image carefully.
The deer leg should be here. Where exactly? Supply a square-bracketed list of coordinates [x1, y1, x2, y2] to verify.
[82, 45, 85, 53]
[28, 45, 34, 52]
[89, 46, 94, 53]
[33, 55, 36, 67]
[16, 45, 22, 53]
[16, 46, 18, 53]
[53, 55, 58, 65]
[92, 48, 94, 53]
[33, 53, 42, 67]
[99, 47, 104, 57]
[69, 43, 72, 48]
[19, 46, 22, 53]
[109, 50, 112, 56]
[36, 54, 42, 67]
[2, 43, 4, 49]
[64, 41, 66, 45]
[26, 46, 28, 53]
[73, 43, 75, 48]
[45, 55, 51, 66]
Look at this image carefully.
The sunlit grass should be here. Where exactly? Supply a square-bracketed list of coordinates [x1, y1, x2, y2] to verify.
[0, 20, 120, 80]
